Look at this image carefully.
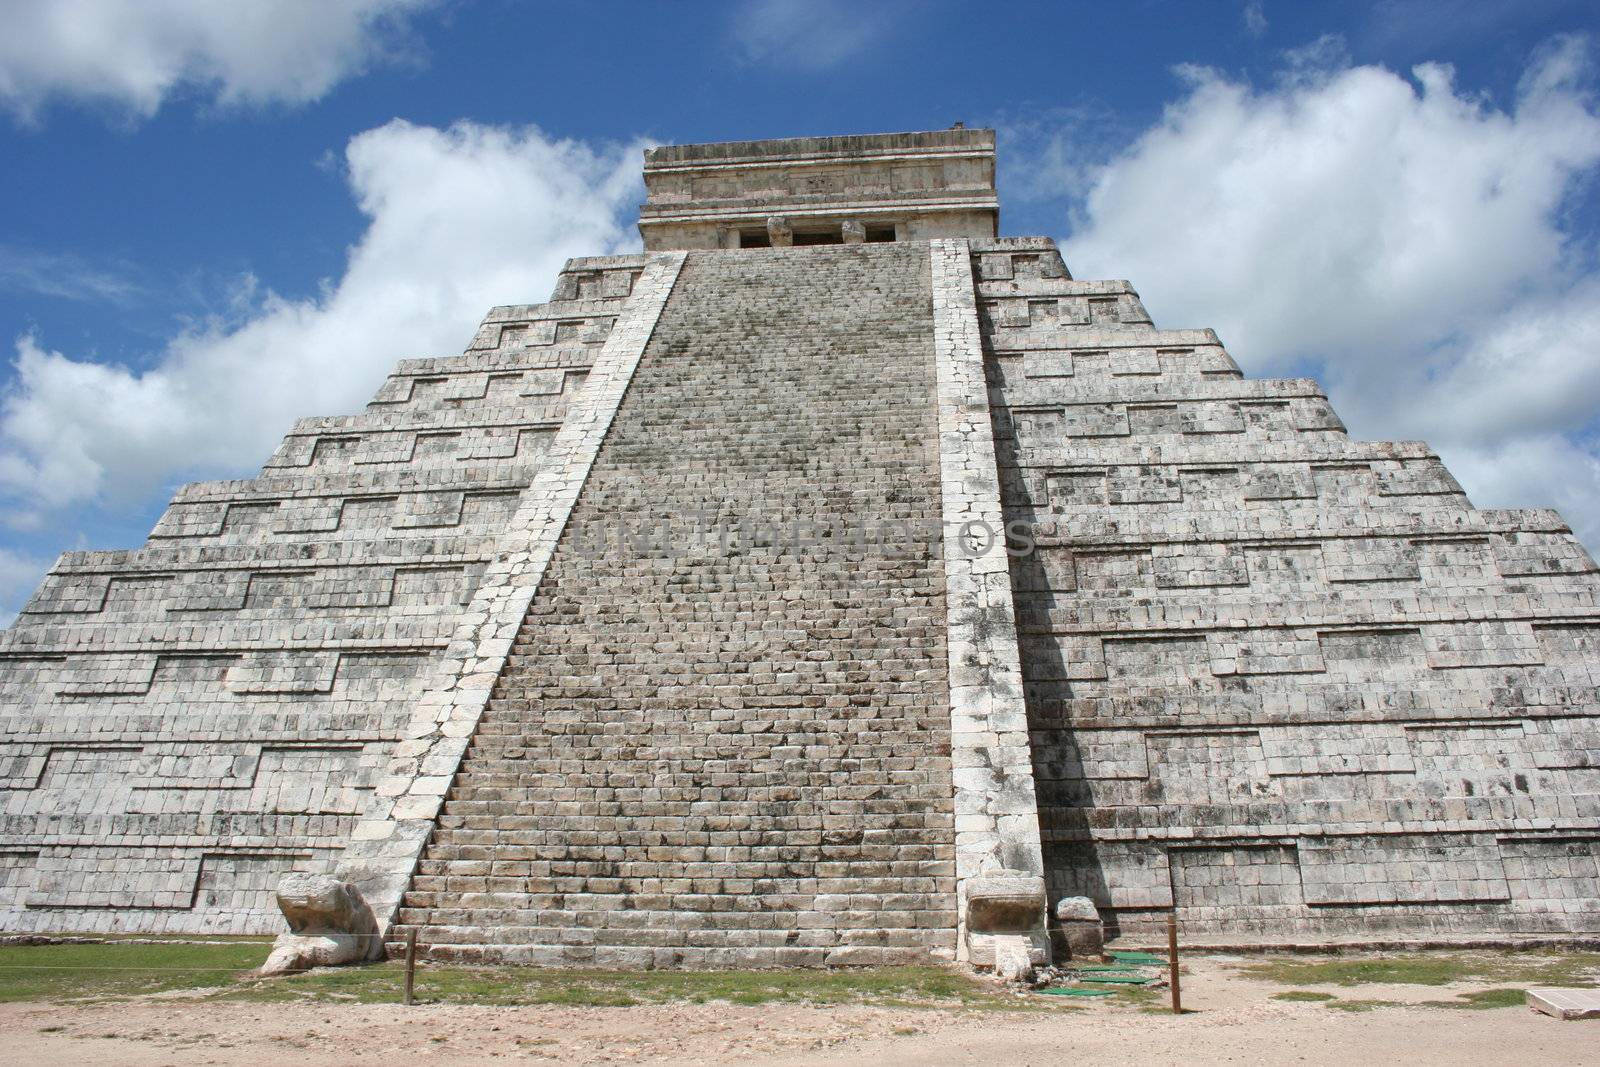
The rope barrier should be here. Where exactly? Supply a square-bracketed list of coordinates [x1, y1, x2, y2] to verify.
[0, 965, 273, 972]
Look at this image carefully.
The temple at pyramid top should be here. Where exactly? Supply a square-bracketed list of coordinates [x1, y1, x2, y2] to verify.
[639, 127, 999, 249]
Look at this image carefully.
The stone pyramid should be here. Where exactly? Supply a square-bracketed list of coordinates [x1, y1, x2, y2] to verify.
[2, 129, 1596, 968]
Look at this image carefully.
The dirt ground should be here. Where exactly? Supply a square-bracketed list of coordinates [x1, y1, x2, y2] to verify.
[4, 954, 1595, 1066]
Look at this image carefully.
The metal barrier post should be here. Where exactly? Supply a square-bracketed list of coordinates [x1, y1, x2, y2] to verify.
[1167, 912, 1181, 1014]
[403, 929, 417, 1006]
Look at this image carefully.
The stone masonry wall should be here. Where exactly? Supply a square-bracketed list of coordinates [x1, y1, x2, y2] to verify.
[331, 252, 685, 929]
[0, 256, 649, 934]
[394, 243, 960, 967]
[977, 237, 1600, 940]
[9, 222, 1594, 951]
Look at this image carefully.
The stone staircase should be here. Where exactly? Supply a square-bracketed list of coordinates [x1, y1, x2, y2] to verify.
[391, 244, 961, 967]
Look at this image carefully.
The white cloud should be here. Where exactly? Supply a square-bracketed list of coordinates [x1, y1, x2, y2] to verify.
[1439, 435, 1600, 540]
[998, 104, 1131, 210]
[0, 547, 48, 628]
[1244, 0, 1268, 38]
[0, 0, 435, 122]
[729, 0, 901, 71]
[0, 120, 646, 526]
[1063, 35, 1600, 548]
[0, 244, 144, 305]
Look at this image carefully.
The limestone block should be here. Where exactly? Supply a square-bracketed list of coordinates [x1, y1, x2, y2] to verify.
[978, 253, 1013, 280]
[965, 872, 1046, 933]
[261, 873, 382, 975]
[1053, 895, 1105, 959]
[991, 934, 1035, 982]
[1493, 530, 1598, 577]
[1527, 988, 1600, 1020]
[964, 872, 1048, 969]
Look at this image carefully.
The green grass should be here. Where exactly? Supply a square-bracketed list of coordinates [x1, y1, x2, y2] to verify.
[1313, 989, 1525, 1013]
[1237, 950, 1600, 1015]
[1418, 988, 1528, 1010]
[1270, 984, 1533, 1013]
[1236, 951, 1600, 989]
[1103, 983, 1175, 1013]
[0, 942, 1039, 1010]
[225, 961, 1037, 1009]
[9, 942, 1580, 1014]
[0, 940, 273, 1002]
[1325, 998, 1404, 1013]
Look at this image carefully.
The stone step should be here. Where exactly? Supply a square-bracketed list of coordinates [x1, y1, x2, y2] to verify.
[390, 921, 949, 948]
[393, 244, 962, 965]
[379, 937, 922, 968]
[388, 342, 598, 379]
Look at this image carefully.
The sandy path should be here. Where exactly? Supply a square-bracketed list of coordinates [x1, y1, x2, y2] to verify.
[3, 956, 1593, 1066]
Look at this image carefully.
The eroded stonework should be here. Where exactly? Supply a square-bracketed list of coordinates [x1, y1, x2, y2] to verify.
[640, 129, 998, 250]
[395, 244, 957, 967]
[974, 238, 1600, 940]
[0, 253, 654, 934]
[2, 129, 1595, 957]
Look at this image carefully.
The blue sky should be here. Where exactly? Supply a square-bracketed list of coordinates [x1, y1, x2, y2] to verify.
[2, 0, 1599, 622]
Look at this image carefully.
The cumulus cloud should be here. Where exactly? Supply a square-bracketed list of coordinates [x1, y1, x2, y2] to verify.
[0, 120, 646, 526]
[729, 0, 903, 71]
[1063, 34, 1600, 546]
[0, 0, 435, 122]
[0, 547, 47, 628]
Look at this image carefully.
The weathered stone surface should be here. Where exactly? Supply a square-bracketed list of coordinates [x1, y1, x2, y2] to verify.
[260, 873, 379, 975]
[640, 129, 998, 250]
[1527, 988, 1600, 1020]
[0, 255, 651, 936]
[963, 872, 1049, 969]
[991, 934, 1036, 982]
[2, 128, 1597, 961]
[1053, 896, 1105, 958]
[976, 233, 1600, 941]
[1054, 896, 1100, 923]
[930, 239, 1048, 967]
[966, 873, 1047, 932]
[326, 253, 686, 935]
[389, 243, 959, 968]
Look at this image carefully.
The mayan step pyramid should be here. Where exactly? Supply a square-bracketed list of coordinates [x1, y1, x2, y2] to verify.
[2, 129, 1597, 967]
